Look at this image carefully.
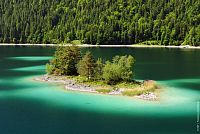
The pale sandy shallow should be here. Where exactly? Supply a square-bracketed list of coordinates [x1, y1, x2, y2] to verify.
[1, 43, 200, 49]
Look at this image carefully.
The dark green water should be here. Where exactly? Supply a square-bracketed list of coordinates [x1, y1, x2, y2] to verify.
[0, 46, 199, 134]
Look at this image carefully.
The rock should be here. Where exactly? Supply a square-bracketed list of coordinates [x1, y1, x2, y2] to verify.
[136, 92, 157, 101]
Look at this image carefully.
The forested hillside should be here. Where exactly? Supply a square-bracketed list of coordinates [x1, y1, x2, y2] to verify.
[0, 0, 199, 45]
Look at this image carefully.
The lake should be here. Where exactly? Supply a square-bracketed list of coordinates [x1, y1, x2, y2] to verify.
[0, 46, 199, 134]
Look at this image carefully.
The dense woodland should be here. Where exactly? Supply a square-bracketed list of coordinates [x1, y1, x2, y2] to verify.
[0, 0, 199, 45]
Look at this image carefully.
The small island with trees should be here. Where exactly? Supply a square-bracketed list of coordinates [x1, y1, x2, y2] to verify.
[35, 45, 159, 101]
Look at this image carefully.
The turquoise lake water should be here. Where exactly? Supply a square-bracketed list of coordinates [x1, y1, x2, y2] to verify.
[0, 46, 199, 134]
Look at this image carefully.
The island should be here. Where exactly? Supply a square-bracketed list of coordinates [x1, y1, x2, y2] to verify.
[35, 45, 159, 101]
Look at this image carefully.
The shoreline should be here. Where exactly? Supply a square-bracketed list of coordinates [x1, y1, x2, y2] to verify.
[1, 43, 200, 49]
[34, 75, 159, 101]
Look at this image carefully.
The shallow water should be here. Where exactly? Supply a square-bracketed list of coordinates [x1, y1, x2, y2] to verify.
[0, 46, 199, 134]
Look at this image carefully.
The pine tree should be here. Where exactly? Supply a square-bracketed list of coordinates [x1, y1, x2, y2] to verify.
[77, 51, 96, 80]
[46, 45, 81, 75]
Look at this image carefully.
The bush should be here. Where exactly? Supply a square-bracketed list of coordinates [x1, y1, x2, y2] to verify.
[103, 55, 135, 84]
[143, 80, 158, 91]
[46, 63, 54, 75]
[102, 61, 121, 84]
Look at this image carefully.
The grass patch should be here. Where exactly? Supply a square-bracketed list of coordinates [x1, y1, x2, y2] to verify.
[73, 76, 109, 86]
[115, 81, 139, 89]
[96, 88, 112, 93]
[122, 80, 158, 96]
[122, 87, 156, 96]
[122, 89, 144, 96]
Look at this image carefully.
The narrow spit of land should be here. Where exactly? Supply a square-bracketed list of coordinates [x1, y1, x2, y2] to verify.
[34, 75, 159, 101]
[1, 43, 200, 49]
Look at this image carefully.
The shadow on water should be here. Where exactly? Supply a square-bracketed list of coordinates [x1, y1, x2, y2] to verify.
[0, 98, 195, 134]
[0, 83, 32, 91]
[0, 46, 55, 58]
[0, 58, 49, 70]
[0, 70, 43, 79]
[0, 57, 48, 79]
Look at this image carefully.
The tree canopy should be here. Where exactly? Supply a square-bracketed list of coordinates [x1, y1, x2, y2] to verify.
[77, 51, 96, 80]
[1, 0, 199, 45]
[46, 46, 135, 84]
[103, 55, 135, 84]
[46, 45, 81, 75]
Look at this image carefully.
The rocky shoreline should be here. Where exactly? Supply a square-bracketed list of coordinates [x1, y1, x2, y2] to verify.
[34, 75, 158, 101]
